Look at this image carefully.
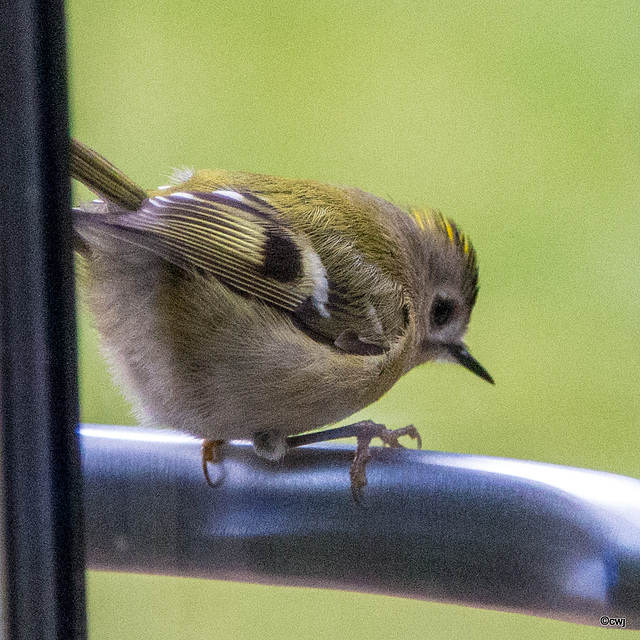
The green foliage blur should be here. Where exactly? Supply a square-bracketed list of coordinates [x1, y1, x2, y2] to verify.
[69, 1, 640, 638]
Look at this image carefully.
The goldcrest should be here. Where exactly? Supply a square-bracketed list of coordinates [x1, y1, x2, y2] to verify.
[71, 138, 493, 496]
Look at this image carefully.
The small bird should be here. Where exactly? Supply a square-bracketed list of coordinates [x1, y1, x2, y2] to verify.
[71, 138, 493, 498]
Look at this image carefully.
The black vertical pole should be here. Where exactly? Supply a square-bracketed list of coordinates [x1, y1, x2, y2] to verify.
[0, 0, 87, 637]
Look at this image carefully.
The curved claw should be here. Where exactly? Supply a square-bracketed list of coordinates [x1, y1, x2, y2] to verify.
[201, 439, 225, 487]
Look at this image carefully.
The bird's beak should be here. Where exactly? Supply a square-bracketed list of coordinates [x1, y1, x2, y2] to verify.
[446, 343, 494, 385]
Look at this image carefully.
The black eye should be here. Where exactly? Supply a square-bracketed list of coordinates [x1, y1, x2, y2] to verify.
[431, 297, 455, 328]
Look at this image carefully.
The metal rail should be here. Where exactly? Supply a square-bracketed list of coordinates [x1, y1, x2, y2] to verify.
[81, 425, 640, 629]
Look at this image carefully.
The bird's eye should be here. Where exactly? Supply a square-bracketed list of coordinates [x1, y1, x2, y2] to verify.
[431, 297, 455, 328]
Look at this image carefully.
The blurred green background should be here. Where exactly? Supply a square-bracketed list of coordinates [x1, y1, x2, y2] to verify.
[68, 0, 639, 638]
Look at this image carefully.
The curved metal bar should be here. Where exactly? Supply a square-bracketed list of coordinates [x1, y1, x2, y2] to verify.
[81, 424, 640, 628]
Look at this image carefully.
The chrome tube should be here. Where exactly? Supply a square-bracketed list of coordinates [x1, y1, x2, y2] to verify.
[81, 425, 640, 629]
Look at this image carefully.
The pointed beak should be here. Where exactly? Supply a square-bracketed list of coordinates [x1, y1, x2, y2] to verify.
[445, 343, 495, 385]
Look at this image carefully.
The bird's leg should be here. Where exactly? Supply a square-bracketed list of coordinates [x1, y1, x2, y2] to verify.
[286, 420, 422, 499]
[201, 439, 225, 487]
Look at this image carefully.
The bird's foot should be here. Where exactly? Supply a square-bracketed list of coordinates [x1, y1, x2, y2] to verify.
[286, 420, 422, 500]
[348, 421, 421, 500]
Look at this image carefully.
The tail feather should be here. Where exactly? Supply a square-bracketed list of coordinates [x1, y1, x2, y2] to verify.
[71, 138, 147, 211]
